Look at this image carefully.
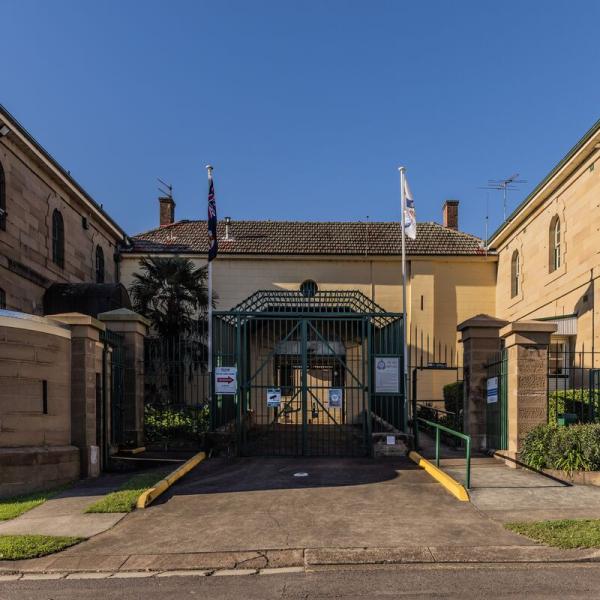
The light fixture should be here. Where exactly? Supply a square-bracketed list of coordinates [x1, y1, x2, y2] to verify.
[0, 124, 10, 137]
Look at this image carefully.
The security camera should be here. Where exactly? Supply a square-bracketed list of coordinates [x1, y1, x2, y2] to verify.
[0, 124, 10, 137]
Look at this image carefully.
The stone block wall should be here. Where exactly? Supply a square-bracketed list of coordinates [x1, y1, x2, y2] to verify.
[0, 311, 80, 496]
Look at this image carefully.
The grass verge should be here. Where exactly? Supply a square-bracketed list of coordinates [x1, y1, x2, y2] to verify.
[0, 486, 68, 521]
[85, 469, 171, 514]
[505, 519, 600, 549]
[0, 535, 83, 560]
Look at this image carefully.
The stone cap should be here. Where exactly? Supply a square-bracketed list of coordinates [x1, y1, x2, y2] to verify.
[457, 314, 509, 332]
[97, 308, 151, 327]
[500, 320, 557, 346]
[47, 312, 105, 332]
[0, 309, 72, 339]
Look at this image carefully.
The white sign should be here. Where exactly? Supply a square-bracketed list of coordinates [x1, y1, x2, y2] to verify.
[267, 388, 282, 408]
[386, 435, 396, 445]
[328, 388, 343, 408]
[215, 366, 237, 395]
[487, 377, 498, 404]
[375, 356, 400, 393]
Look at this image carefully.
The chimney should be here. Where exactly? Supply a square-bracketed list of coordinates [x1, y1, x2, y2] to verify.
[443, 200, 459, 230]
[159, 196, 175, 227]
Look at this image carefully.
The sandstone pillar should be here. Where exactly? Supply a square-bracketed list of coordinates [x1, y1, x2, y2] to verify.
[49, 313, 105, 477]
[499, 320, 556, 465]
[98, 309, 149, 448]
[458, 314, 508, 450]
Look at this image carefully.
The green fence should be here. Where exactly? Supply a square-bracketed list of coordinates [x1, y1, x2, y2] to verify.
[485, 349, 508, 451]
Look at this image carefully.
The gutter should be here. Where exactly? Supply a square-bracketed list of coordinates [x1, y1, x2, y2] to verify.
[0, 102, 127, 241]
[488, 118, 600, 248]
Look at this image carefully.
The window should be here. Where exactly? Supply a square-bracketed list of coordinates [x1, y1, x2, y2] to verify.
[0, 160, 5, 230]
[95, 245, 105, 283]
[52, 209, 64, 268]
[549, 339, 570, 377]
[0, 287, 5, 309]
[510, 250, 520, 298]
[300, 280, 318, 298]
[550, 216, 561, 272]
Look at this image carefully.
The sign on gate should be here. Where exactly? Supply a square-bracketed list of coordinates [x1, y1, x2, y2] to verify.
[328, 388, 343, 408]
[374, 356, 400, 393]
[487, 376, 498, 404]
[266, 388, 282, 408]
[215, 366, 238, 395]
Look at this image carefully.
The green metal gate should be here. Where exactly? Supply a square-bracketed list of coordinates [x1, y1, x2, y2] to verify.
[485, 349, 508, 450]
[211, 290, 404, 457]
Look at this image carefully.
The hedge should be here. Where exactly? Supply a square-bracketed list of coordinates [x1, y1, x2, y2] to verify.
[520, 423, 600, 473]
[547, 389, 599, 423]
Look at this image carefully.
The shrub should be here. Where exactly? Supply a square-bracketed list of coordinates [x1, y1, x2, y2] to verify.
[443, 381, 463, 415]
[547, 389, 599, 423]
[521, 423, 600, 473]
[144, 404, 209, 445]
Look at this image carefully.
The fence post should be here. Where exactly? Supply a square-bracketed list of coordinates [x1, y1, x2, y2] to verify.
[457, 315, 508, 451]
[499, 320, 556, 467]
[98, 309, 150, 448]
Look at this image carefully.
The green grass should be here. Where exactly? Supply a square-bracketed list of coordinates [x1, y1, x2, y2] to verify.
[0, 535, 83, 560]
[506, 519, 600, 549]
[0, 486, 68, 521]
[85, 469, 170, 514]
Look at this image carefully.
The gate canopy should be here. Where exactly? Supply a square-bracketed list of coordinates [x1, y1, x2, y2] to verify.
[218, 290, 401, 327]
[212, 290, 405, 457]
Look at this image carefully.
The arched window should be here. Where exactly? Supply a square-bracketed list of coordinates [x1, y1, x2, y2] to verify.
[511, 250, 520, 298]
[300, 279, 318, 298]
[550, 216, 561, 272]
[0, 287, 5, 309]
[95, 245, 105, 283]
[0, 160, 6, 230]
[52, 209, 64, 268]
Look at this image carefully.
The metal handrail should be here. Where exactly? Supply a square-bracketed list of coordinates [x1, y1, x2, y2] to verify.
[417, 417, 471, 489]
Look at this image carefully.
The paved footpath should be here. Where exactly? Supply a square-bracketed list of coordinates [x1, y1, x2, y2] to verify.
[0, 472, 136, 539]
[2, 457, 600, 578]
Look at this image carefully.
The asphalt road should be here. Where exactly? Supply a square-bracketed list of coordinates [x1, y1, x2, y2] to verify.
[2, 563, 600, 599]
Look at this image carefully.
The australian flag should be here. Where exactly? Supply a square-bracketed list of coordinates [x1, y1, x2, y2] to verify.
[207, 171, 218, 261]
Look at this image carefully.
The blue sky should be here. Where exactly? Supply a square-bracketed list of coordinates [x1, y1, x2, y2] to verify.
[2, 0, 600, 239]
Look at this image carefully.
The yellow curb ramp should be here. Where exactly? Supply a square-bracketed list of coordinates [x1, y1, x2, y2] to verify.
[408, 450, 470, 502]
[137, 451, 206, 509]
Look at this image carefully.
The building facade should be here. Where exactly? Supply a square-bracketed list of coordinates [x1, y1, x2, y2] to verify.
[121, 200, 498, 402]
[0, 105, 126, 315]
[489, 117, 600, 382]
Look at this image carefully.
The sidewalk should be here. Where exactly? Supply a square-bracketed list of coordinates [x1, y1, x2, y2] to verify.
[0, 472, 134, 538]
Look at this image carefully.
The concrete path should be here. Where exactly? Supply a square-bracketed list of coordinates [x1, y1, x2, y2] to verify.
[444, 457, 600, 523]
[0, 472, 134, 538]
[59, 457, 530, 557]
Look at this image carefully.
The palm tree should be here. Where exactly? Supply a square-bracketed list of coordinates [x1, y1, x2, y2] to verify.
[130, 256, 212, 338]
[130, 257, 215, 419]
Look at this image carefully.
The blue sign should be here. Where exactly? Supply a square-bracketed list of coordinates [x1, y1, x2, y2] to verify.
[328, 388, 343, 408]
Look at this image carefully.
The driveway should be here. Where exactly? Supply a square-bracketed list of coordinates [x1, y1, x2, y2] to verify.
[63, 456, 528, 557]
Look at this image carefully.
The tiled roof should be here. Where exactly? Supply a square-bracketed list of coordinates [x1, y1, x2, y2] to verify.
[127, 220, 487, 256]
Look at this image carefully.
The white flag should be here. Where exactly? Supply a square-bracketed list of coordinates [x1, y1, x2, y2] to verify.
[403, 176, 417, 240]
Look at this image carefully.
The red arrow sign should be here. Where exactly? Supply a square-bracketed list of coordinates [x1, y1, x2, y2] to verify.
[217, 376, 234, 384]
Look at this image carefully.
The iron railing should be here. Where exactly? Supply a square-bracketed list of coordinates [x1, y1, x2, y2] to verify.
[547, 346, 600, 424]
[417, 417, 472, 489]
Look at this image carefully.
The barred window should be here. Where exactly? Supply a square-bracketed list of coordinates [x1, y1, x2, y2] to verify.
[550, 216, 561, 272]
[52, 209, 64, 268]
[510, 250, 520, 298]
[95, 245, 105, 283]
[0, 160, 6, 230]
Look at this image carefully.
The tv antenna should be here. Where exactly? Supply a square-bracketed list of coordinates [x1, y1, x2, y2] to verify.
[157, 178, 173, 199]
[480, 173, 527, 221]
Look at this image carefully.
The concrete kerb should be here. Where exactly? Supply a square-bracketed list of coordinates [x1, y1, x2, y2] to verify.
[408, 450, 470, 502]
[137, 451, 206, 509]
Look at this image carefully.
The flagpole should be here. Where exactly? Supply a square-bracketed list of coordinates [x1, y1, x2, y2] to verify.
[399, 166, 409, 434]
[206, 165, 214, 381]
